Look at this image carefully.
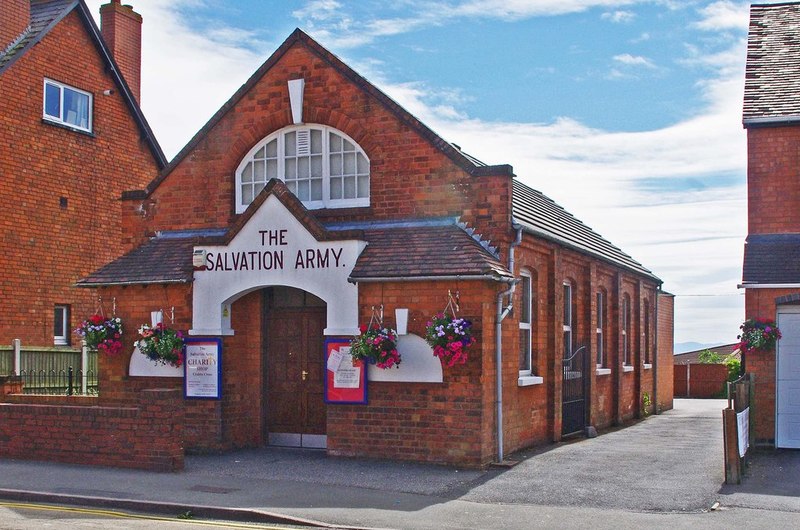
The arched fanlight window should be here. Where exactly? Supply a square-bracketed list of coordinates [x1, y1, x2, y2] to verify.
[235, 124, 370, 212]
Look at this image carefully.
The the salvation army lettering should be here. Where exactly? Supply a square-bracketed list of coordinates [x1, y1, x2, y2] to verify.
[191, 194, 363, 337]
[203, 229, 346, 272]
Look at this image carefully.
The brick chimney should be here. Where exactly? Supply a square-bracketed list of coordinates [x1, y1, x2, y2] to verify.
[100, 0, 143, 102]
[1, 0, 30, 51]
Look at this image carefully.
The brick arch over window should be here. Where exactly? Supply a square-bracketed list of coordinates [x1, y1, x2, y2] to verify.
[235, 124, 370, 213]
[775, 293, 800, 305]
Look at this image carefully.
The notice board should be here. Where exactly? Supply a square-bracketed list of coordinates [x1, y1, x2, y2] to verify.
[183, 337, 222, 400]
[324, 337, 367, 404]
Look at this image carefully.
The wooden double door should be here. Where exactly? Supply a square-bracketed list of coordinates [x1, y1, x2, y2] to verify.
[263, 287, 327, 448]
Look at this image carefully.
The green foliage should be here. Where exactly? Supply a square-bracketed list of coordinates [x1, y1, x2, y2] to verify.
[698, 349, 723, 364]
[642, 391, 652, 417]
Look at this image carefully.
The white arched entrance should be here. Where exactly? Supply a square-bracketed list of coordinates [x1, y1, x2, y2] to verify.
[190, 192, 364, 337]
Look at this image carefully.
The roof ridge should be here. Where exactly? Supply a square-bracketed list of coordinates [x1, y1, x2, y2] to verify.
[132, 28, 514, 198]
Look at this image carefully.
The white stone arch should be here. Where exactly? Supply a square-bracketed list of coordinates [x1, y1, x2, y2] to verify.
[190, 194, 364, 336]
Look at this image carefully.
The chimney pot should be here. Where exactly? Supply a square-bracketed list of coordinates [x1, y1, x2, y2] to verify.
[100, 1, 143, 102]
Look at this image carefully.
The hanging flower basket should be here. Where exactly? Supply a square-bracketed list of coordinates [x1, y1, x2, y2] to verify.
[737, 318, 781, 354]
[425, 313, 474, 367]
[350, 325, 401, 369]
[136, 323, 185, 368]
[74, 314, 123, 355]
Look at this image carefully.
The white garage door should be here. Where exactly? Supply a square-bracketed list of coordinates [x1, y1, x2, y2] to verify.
[777, 310, 800, 448]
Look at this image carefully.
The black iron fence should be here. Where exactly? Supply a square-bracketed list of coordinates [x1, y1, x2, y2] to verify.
[1, 343, 99, 396]
[18, 367, 98, 396]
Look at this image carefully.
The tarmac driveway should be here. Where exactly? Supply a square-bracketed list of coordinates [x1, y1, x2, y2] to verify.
[460, 399, 726, 512]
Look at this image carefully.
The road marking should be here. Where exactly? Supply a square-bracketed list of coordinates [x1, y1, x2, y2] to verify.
[0, 502, 297, 529]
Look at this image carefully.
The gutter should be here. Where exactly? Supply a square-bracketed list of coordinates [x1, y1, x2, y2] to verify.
[349, 274, 514, 284]
[75, 279, 191, 287]
[743, 115, 800, 129]
[737, 283, 800, 289]
[495, 222, 523, 463]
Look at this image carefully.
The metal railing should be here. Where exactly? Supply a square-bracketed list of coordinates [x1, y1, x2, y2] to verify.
[0, 340, 99, 396]
[18, 367, 98, 395]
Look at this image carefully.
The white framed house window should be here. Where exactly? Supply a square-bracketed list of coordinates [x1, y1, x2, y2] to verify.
[519, 271, 533, 374]
[54, 305, 69, 346]
[596, 291, 605, 367]
[622, 294, 632, 368]
[235, 124, 370, 212]
[644, 300, 652, 368]
[563, 282, 573, 359]
[43, 79, 92, 132]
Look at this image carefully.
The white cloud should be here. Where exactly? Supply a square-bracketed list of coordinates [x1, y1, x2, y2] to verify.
[602, 10, 636, 23]
[694, 1, 750, 31]
[298, 0, 646, 48]
[613, 53, 656, 68]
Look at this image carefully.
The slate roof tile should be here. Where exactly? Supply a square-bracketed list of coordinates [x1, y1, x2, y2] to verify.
[348, 223, 511, 281]
[511, 179, 657, 280]
[742, 233, 800, 284]
[743, 2, 800, 122]
[77, 237, 196, 286]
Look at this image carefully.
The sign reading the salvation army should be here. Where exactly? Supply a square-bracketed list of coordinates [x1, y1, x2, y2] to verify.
[324, 338, 367, 404]
[184, 337, 222, 400]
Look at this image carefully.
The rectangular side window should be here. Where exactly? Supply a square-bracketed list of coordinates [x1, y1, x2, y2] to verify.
[54, 305, 69, 346]
[563, 283, 573, 358]
[596, 292, 604, 367]
[519, 272, 532, 374]
[43, 79, 92, 132]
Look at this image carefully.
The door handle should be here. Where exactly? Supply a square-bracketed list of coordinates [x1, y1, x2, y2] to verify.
[301, 370, 309, 381]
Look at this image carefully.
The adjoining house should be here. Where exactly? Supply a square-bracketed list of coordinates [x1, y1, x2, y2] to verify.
[1, 1, 674, 470]
[0, 1, 163, 357]
[741, 1, 800, 449]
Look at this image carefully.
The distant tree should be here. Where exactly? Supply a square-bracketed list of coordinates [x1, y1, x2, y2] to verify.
[698, 349, 723, 364]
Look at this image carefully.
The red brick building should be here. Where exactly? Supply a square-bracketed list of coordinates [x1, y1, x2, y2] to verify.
[741, 2, 800, 449]
[0, 0, 164, 349]
[1, 2, 673, 470]
[72, 28, 672, 467]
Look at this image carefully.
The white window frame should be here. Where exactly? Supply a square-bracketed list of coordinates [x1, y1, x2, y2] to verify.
[519, 271, 533, 375]
[235, 124, 370, 213]
[622, 295, 631, 367]
[563, 282, 573, 358]
[54, 305, 69, 346]
[43, 78, 93, 133]
[596, 291, 605, 368]
[644, 300, 651, 366]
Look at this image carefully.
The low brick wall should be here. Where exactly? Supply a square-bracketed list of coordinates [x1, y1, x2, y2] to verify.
[0, 388, 184, 471]
[673, 363, 728, 398]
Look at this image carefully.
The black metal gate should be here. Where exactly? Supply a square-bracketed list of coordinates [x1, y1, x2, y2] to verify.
[562, 345, 587, 436]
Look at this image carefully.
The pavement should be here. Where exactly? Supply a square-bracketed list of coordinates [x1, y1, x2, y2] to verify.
[0, 399, 798, 529]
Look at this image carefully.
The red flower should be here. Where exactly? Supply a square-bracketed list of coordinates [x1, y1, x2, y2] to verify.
[90, 314, 104, 325]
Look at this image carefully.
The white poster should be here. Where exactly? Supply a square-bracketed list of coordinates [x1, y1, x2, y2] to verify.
[334, 363, 360, 389]
[737, 407, 750, 458]
[184, 340, 221, 399]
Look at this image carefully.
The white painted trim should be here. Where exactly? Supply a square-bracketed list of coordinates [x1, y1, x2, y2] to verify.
[288, 78, 305, 124]
[189, 328, 235, 336]
[643, 363, 652, 370]
[43, 78, 93, 133]
[623, 365, 634, 373]
[518, 375, 544, 386]
[738, 283, 800, 289]
[596, 368, 611, 376]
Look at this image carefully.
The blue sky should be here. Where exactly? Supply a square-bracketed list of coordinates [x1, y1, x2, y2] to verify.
[85, 0, 771, 348]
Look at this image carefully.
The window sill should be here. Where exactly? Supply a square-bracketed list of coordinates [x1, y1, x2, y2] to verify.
[622, 365, 634, 373]
[518, 375, 544, 387]
[42, 117, 95, 137]
[643, 363, 652, 370]
[596, 368, 611, 376]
